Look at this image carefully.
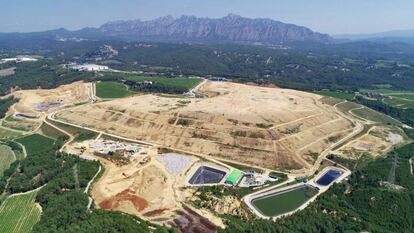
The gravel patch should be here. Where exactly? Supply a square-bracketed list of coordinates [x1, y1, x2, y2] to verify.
[156, 153, 194, 176]
[387, 133, 404, 145]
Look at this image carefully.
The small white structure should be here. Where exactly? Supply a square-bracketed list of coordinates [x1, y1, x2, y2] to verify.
[69, 64, 109, 72]
[0, 56, 38, 64]
[239, 171, 273, 187]
[88, 140, 141, 156]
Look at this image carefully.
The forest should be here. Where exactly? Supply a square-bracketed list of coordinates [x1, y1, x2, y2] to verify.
[81, 42, 414, 92]
[3, 39, 414, 93]
[0, 97, 17, 119]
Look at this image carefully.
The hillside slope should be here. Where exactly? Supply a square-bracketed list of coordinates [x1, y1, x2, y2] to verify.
[98, 14, 332, 44]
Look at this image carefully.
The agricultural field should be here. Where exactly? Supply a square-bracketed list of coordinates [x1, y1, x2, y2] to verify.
[0, 127, 21, 139]
[96, 81, 135, 98]
[38, 122, 67, 139]
[46, 120, 97, 142]
[4, 115, 22, 122]
[0, 189, 41, 233]
[252, 185, 318, 217]
[2, 115, 37, 132]
[351, 107, 401, 125]
[0, 144, 15, 176]
[360, 88, 414, 109]
[314, 90, 355, 100]
[2, 114, 41, 133]
[383, 96, 414, 109]
[359, 88, 413, 94]
[15, 134, 55, 156]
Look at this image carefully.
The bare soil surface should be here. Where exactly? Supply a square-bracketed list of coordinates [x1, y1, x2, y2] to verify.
[169, 206, 217, 233]
[88, 145, 202, 222]
[11, 81, 90, 116]
[57, 81, 356, 171]
[0, 67, 16, 77]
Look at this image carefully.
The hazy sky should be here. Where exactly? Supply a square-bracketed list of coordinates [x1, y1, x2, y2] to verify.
[1, 0, 414, 35]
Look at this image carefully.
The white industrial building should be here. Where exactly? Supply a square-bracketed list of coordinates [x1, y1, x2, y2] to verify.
[88, 140, 141, 156]
[0, 57, 38, 64]
[68, 64, 109, 72]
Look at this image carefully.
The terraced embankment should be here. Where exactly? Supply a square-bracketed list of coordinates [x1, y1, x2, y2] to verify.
[55, 81, 356, 171]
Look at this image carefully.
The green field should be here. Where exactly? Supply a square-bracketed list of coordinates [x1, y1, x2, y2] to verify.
[320, 97, 344, 106]
[388, 94, 414, 101]
[360, 88, 414, 109]
[38, 122, 67, 139]
[2, 121, 30, 132]
[15, 134, 55, 156]
[360, 88, 413, 94]
[124, 75, 202, 90]
[0, 144, 15, 176]
[314, 90, 355, 100]
[47, 120, 97, 142]
[252, 185, 318, 217]
[336, 101, 362, 113]
[0, 189, 41, 233]
[351, 107, 401, 125]
[96, 81, 135, 98]
[4, 115, 22, 122]
[0, 127, 21, 139]
[383, 96, 414, 109]
[6, 141, 25, 160]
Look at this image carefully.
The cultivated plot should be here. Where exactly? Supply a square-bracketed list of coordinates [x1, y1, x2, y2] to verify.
[15, 134, 55, 156]
[0, 189, 41, 233]
[0, 144, 15, 176]
[0, 127, 21, 139]
[95, 81, 135, 98]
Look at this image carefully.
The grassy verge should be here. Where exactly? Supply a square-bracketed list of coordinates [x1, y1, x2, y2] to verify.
[46, 120, 98, 142]
[314, 90, 355, 100]
[219, 160, 264, 173]
[0, 128, 21, 139]
[351, 107, 401, 125]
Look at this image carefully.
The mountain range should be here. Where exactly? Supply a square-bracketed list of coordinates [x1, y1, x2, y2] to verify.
[0, 14, 333, 45]
[335, 29, 414, 44]
[95, 14, 332, 44]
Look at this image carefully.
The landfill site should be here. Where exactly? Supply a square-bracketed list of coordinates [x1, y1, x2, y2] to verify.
[55, 81, 357, 171]
[5, 79, 406, 232]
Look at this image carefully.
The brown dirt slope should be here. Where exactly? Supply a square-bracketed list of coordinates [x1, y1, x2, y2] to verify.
[57, 81, 353, 170]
